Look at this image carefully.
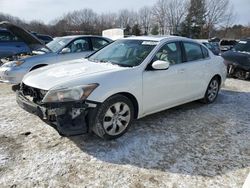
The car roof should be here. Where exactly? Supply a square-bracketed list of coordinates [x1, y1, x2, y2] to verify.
[122, 35, 194, 42]
[56, 35, 112, 42]
[60, 35, 107, 39]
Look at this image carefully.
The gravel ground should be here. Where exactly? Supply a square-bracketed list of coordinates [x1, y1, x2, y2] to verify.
[0, 79, 249, 188]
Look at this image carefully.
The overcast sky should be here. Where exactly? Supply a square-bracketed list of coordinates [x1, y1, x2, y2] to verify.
[0, 0, 249, 25]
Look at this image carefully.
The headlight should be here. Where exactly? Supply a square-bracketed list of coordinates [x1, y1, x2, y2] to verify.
[42, 84, 99, 103]
[3, 60, 25, 67]
[15, 60, 25, 66]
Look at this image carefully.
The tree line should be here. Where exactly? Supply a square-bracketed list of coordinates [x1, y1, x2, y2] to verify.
[0, 0, 249, 39]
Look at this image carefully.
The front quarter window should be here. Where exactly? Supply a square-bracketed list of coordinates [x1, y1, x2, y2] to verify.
[89, 40, 157, 67]
[152, 42, 182, 65]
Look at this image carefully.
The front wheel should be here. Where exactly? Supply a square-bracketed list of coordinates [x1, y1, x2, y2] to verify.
[89, 95, 134, 140]
[202, 77, 220, 104]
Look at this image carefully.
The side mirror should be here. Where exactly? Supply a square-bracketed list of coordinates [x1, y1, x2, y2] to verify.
[151, 60, 170, 70]
[61, 48, 71, 54]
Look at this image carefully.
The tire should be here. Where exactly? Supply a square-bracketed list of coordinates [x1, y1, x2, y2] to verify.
[201, 77, 220, 104]
[89, 94, 134, 140]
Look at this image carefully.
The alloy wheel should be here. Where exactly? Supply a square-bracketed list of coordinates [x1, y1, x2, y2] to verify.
[103, 102, 131, 136]
[207, 79, 219, 102]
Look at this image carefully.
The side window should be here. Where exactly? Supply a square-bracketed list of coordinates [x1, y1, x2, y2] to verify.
[91, 38, 109, 51]
[153, 42, 182, 65]
[201, 46, 209, 58]
[183, 42, 203, 62]
[67, 38, 90, 53]
[0, 31, 20, 42]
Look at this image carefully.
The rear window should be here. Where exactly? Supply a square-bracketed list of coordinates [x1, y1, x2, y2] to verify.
[91, 38, 109, 51]
[0, 30, 20, 42]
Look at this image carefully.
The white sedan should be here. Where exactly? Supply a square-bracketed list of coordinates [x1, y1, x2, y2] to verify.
[16, 36, 227, 139]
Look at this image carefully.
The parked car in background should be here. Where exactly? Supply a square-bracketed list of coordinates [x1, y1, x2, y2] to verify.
[16, 36, 227, 139]
[32, 32, 53, 44]
[222, 38, 250, 80]
[0, 28, 32, 59]
[209, 42, 221, 55]
[196, 40, 220, 55]
[0, 21, 46, 60]
[220, 39, 237, 52]
[0, 35, 112, 84]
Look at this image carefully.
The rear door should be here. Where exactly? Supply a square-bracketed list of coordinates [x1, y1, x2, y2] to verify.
[143, 41, 189, 114]
[181, 41, 211, 98]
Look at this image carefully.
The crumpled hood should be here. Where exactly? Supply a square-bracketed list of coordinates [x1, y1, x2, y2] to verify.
[222, 50, 250, 66]
[22, 59, 125, 90]
[0, 21, 46, 51]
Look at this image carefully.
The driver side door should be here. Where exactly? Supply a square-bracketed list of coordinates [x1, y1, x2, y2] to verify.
[142, 41, 189, 115]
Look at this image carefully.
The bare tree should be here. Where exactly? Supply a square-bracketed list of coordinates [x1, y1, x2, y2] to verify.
[139, 6, 152, 35]
[117, 9, 130, 28]
[117, 9, 138, 29]
[220, 6, 237, 38]
[97, 13, 119, 33]
[165, 0, 189, 34]
[152, 0, 168, 35]
[63, 9, 98, 34]
[205, 0, 235, 38]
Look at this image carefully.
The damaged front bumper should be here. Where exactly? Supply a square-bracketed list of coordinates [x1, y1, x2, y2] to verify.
[227, 62, 250, 79]
[16, 91, 96, 136]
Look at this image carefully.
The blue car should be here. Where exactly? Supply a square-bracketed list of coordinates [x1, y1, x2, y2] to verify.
[0, 21, 45, 60]
[0, 28, 31, 59]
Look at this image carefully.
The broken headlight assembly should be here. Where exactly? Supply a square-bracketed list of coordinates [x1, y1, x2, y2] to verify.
[14, 60, 25, 66]
[42, 84, 99, 103]
[2, 60, 25, 67]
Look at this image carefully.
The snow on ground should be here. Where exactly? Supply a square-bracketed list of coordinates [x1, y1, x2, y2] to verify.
[0, 79, 249, 187]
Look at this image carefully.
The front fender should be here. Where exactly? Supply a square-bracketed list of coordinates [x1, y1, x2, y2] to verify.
[87, 68, 143, 117]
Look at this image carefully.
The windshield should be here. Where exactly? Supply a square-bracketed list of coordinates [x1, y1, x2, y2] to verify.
[41, 37, 72, 53]
[233, 41, 250, 53]
[89, 40, 157, 67]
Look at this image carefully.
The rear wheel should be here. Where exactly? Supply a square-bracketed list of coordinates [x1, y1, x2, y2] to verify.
[202, 77, 220, 104]
[89, 95, 134, 140]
